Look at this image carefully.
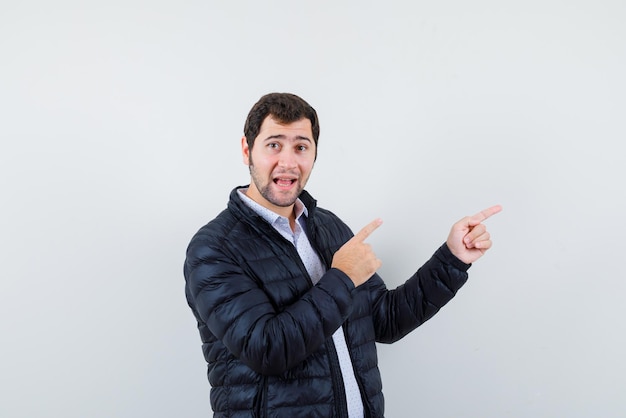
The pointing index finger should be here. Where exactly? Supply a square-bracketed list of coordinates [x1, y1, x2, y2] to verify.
[469, 205, 502, 225]
[353, 218, 383, 242]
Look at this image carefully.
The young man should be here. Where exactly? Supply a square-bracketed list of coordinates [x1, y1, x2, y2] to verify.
[184, 92, 501, 417]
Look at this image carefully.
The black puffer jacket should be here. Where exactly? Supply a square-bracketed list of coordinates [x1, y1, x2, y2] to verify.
[184, 187, 470, 417]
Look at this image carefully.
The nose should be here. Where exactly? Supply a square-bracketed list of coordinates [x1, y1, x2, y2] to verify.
[277, 149, 297, 169]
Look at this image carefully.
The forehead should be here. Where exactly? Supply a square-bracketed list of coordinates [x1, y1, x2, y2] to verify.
[257, 116, 313, 139]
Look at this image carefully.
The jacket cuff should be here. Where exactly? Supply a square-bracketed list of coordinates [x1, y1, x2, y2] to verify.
[327, 267, 356, 292]
[437, 242, 472, 272]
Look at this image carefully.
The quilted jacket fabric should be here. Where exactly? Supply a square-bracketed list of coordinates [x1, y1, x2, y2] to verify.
[184, 187, 471, 417]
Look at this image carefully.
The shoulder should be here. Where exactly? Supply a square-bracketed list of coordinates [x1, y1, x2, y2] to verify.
[186, 187, 256, 256]
[314, 206, 349, 229]
[189, 208, 237, 244]
[185, 209, 238, 265]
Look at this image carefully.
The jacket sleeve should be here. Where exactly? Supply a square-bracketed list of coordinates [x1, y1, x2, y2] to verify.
[368, 243, 470, 343]
[184, 239, 357, 376]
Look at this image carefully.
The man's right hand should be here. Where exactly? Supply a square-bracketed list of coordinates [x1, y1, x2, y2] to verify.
[331, 219, 383, 287]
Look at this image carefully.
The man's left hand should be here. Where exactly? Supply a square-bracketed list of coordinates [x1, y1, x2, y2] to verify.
[446, 205, 502, 265]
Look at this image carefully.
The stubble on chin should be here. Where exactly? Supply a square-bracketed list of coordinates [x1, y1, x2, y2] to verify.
[248, 164, 301, 208]
[258, 181, 301, 208]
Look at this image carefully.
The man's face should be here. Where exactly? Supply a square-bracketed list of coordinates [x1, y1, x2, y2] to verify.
[242, 116, 316, 216]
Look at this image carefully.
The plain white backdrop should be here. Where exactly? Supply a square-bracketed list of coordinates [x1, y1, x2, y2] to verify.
[1, 1, 624, 417]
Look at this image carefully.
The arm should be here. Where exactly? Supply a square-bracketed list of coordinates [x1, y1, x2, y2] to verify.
[184, 241, 356, 376]
[351, 205, 502, 342]
[369, 243, 470, 343]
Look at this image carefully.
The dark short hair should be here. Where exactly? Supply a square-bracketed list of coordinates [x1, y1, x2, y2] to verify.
[243, 93, 320, 152]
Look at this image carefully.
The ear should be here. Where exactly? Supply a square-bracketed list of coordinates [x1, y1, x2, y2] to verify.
[241, 136, 250, 166]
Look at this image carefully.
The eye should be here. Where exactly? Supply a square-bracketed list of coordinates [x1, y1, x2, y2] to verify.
[296, 144, 308, 152]
[267, 142, 280, 150]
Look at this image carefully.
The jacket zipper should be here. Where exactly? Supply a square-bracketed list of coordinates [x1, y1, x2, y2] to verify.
[326, 338, 349, 418]
[310, 213, 357, 417]
[343, 320, 372, 418]
[254, 376, 268, 418]
[246, 203, 352, 416]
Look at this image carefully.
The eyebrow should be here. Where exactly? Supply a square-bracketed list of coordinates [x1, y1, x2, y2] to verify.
[263, 134, 312, 142]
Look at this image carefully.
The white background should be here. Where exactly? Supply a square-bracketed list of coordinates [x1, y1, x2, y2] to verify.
[1, 1, 625, 417]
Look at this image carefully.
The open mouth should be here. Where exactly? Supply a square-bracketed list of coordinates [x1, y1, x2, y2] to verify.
[273, 178, 297, 188]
